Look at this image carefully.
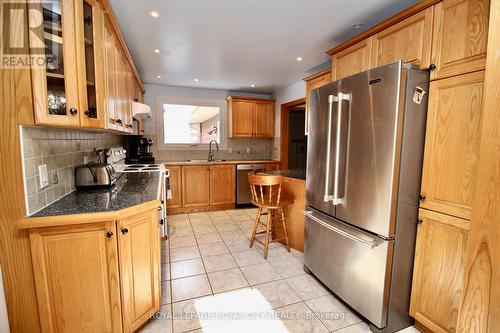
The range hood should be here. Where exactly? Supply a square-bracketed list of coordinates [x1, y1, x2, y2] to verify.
[132, 101, 151, 119]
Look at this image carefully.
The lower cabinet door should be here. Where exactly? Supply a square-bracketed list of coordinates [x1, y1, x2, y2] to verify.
[182, 165, 210, 207]
[209, 165, 236, 205]
[29, 222, 122, 333]
[410, 209, 470, 333]
[118, 209, 160, 333]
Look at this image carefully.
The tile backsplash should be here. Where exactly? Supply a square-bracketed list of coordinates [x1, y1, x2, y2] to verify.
[150, 136, 274, 161]
[22, 126, 125, 215]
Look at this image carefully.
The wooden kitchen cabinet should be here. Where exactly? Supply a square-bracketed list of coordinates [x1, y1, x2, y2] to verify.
[332, 38, 372, 81]
[410, 209, 469, 333]
[118, 209, 160, 333]
[420, 71, 484, 220]
[182, 165, 211, 207]
[430, 0, 490, 80]
[228, 96, 275, 138]
[209, 165, 236, 205]
[371, 7, 433, 69]
[29, 222, 123, 333]
[166, 166, 182, 208]
[104, 21, 119, 131]
[304, 69, 331, 135]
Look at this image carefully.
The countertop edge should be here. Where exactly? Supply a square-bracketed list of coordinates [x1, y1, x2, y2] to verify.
[16, 199, 161, 229]
[162, 160, 281, 166]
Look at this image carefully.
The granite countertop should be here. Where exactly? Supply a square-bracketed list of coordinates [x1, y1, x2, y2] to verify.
[162, 159, 280, 166]
[260, 169, 306, 181]
[31, 172, 162, 218]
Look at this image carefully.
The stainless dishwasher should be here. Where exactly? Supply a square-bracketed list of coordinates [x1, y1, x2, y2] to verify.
[236, 164, 265, 206]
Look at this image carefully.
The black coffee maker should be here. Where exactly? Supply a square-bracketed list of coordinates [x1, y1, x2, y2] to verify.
[126, 137, 155, 164]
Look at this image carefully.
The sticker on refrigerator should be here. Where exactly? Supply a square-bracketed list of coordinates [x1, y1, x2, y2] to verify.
[413, 86, 426, 104]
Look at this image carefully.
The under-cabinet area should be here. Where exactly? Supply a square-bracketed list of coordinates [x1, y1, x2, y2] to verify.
[1, 0, 499, 332]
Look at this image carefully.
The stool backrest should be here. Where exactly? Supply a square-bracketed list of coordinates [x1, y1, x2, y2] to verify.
[248, 172, 284, 206]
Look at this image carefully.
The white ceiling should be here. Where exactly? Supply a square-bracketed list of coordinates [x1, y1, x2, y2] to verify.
[110, 0, 419, 93]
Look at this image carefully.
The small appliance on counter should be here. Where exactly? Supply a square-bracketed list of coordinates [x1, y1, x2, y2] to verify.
[75, 162, 117, 188]
[126, 137, 155, 164]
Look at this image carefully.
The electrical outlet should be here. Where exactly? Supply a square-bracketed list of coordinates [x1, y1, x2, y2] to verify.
[246, 147, 251, 154]
[38, 164, 49, 189]
[228, 147, 233, 154]
[83, 156, 88, 164]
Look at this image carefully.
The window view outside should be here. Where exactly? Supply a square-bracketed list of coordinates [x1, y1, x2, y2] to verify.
[163, 104, 220, 144]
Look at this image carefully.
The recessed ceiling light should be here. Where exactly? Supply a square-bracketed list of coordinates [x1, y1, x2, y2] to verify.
[353, 21, 365, 30]
[296, 57, 303, 62]
[194, 78, 199, 82]
[150, 11, 159, 18]
[251, 84, 256, 88]
[156, 75, 162, 78]
[154, 49, 160, 53]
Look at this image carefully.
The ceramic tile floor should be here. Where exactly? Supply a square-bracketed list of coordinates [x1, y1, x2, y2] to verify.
[140, 208, 422, 333]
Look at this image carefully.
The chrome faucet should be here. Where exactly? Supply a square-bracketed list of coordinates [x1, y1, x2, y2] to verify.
[208, 140, 219, 162]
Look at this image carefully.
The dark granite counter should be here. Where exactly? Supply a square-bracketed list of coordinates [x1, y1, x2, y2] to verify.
[32, 172, 162, 218]
[260, 169, 306, 181]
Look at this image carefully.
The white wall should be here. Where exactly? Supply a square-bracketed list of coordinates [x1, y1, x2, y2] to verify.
[271, 80, 306, 159]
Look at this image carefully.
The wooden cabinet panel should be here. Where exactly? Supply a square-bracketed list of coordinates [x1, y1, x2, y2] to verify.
[118, 210, 160, 333]
[304, 69, 331, 135]
[371, 7, 433, 69]
[332, 38, 372, 81]
[209, 165, 236, 205]
[254, 100, 275, 138]
[166, 165, 182, 208]
[430, 0, 490, 80]
[265, 163, 280, 171]
[103, 21, 118, 130]
[420, 71, 484, 219]
[410, 209, 469, 333]
[182, 166, 210, 207]
[29, 222, 122, 333]
[230, 99, 254, 137]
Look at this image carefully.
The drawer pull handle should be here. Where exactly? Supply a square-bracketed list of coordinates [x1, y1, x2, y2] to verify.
[106, 231, 114, 238]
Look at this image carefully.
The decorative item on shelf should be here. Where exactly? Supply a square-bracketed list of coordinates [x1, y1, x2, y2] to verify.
[47, 94, 66, 115]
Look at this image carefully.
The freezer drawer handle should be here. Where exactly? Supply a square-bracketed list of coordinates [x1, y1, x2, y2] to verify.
[304, 210, 378, 248]
[324, 95, 336, 202]
[332, 92, 350, 205]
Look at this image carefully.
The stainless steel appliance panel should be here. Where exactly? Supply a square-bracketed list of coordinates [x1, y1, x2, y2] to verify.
[305, 81, 339, 217]
[334, 61, 404, 237]
[304, 209, 392, 328]
[236, 164, 264, 205]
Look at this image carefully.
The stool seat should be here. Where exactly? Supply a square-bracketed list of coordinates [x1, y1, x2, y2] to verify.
[247, 172, 291, 259]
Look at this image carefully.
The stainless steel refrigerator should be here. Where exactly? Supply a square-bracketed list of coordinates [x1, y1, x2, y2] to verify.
[304, 61, 429, 332]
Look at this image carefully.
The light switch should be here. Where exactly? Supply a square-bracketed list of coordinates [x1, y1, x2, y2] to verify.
[38, 164, 49, 189]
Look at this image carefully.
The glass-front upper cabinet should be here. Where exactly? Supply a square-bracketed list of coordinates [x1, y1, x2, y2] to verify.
[30, 0, 105, 128]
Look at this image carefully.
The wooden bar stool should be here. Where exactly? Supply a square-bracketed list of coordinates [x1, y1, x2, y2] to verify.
[247, 172, 291, 259]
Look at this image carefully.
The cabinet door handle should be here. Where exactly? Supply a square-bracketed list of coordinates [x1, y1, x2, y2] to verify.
[106, 231, 114, 238]
[121, 228, 129, 235]
[419, 194, 426, 201]
[417, 218, 423, 225]
[69, 108, 78, 116]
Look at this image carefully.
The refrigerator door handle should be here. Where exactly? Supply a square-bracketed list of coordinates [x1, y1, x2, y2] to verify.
[304, 210, 379, 248]
[324, 94, 336, 202]
[332, 92, 350, 205]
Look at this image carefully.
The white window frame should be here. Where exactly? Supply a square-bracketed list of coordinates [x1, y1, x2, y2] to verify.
[155, 95, 227, 151]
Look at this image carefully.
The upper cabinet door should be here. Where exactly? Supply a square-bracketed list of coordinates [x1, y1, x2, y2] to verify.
[103, 22, 118, 130]
[430, 0, 490, 80]
[254, 100, 275, 138]
[305, 70, 331, 135]
[371, 7, 433, 69]
[76, 0, 106, 128]
[332, 38, 372, 81]
[420, 71, 484, 220]
[30, 0, 81, 126]
[230, 99, 254, 137]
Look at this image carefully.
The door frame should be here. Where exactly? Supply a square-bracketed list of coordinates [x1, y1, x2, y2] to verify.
[280, 97, 306, 169]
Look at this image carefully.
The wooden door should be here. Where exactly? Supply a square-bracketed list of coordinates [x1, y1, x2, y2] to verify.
[254, 100, 275, 138]
[371, 7, 433, 68]
[332, 38, 372, 80]
[75, 0, 106, 128]
[29, 222, 122, 333]
[103, 21, 118, 130]
[166, 165, 182, 208]
[182, 166, 210, 207]
[420, 71, 484, 220]
[209, 165, 236, 205]
[118, 209, 160, 333]
[229, 99, 254, 137]
[430, 0, 490, 80]
[30, 0, 81, 126]
[410, 209, 469, 333]
[305, 69, 331, 135]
